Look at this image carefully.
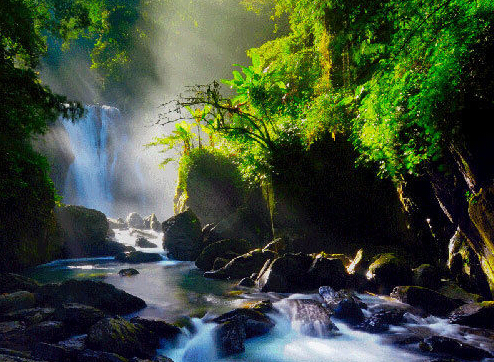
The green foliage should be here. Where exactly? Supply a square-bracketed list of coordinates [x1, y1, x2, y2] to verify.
[180, 0, 494, 184]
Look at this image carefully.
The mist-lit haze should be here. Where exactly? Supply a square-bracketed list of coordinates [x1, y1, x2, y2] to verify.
[37, 0, 283, 220]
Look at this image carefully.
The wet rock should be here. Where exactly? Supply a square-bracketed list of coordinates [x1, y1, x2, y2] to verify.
[126, 213, 145, 229]
[276, 299, 338, 337]
[76, 349, 128, 362]
[0, 308, 54, 325]
[195, 239, 251, 271]
[162, 210, 203, 261]
[135, 238, 158, 249]
[98, 241, 134, 256]
[87, 317, 159, 358]
[257, 253, 313, 293]
[115, 251, 162, 264]
[391, 286, 460, 317]
[0, 321, 28, 350]
[318, 287, 366, 325]
[108, 218, 127, 230]
[129, 317, 181, 339]
[419, 336, 492, 360]
[237, 278, 255, 287]
[247, 300, 273, 314]
[367, 253, 413, 292]
[306, 255, 348, 290]
[213, 249, 277, 280]
[118, 269, 139, 277]
[35, 279, 146, 315]
[212, 308, 274, 338]
[449, 301, 494, 328]
[333, 299, 365, 325]
[413, 264, 442, 290]
[130, 358, 174, 362]
[214, 319, 246, 358]
[32, 342, 73, 362]
[0, 292, 35, 313]
[0, 353, 40, 362]
[26, 321, 66, 343]
[357, 308, 405, 333]
[0, 274, 39, 294]
[214, 318, 245, 357]
[53, 303, 106, 334]
[0, 348, 32, 360]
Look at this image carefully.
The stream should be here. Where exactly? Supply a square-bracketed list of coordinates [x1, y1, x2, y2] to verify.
[25, 229, 494, 362]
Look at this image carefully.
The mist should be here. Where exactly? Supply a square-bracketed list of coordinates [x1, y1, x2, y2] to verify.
[37, 0, 283, 220]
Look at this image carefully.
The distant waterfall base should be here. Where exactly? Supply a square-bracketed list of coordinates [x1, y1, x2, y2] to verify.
[61, 105, 145, 217]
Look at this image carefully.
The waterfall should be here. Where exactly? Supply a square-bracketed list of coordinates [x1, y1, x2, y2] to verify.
[62, 105, 121, 216]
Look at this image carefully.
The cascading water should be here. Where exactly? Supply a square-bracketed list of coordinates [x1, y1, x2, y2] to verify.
[62, 105, 121, 216]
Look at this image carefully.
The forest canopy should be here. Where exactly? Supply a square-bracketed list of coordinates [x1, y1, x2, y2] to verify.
[153, 0, 494, 187]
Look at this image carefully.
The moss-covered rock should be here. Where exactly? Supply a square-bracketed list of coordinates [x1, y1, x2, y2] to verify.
[195, 239, 251, 271]
[449, 301, 494, 328]
[174, 148, 245, 225]
[162, 210, 203, 261]
[87, 317, 159, 358]
[391, 286, 460, 317]
[367, 253, 413, 292]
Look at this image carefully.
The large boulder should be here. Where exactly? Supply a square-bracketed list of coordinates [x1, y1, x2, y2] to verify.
[35, 279, 146, 315]
[214, 317, 245, 357]
[130, 317, 181, 340]
[367, 253, 413, 292]
[449, 301, 494, 328]
[318, 287, 366, 325]
[306, 254, 348, 290]
[419, 336, 492, 360]
[357, 308, 405, 333]
[53, 303, 106, 334]
[212, 308, 274, 339]
[256, 253, 313, 293]
[115, 251, 162, 264]
[87, 317, 159, 358]
[55, 205, 111, 258]
[195, 239, 251, 271]
[0, 274, 39, 294]
[126, 213, 145, 229]
[162, 210, 203, 261]
[0, 292, 35, 313]
[390, 286, 460, 317]
[135, 237, 158, 248]
[0, 307, 55, 325]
